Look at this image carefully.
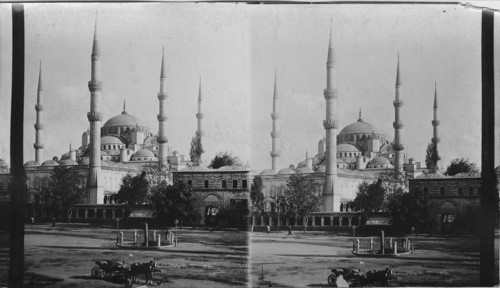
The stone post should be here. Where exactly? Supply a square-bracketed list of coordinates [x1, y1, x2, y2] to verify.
[389, 238, 393, 249]
[153, 230, 157, 240]
[394, 242, 398, 255]
[355, 239, 360, 253]
[134, 230, 138, 244]
[119, 231, 124, 245]
[380, 230, 385, 255]
[144, 222, 149, 247]
[157, 234, 161, 248]
[370, 238, 374, 251]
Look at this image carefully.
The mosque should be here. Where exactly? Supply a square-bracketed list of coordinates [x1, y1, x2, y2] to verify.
[258, 28, 428, 214]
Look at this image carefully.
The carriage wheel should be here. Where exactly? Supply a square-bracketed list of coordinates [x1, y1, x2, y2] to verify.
[91, 266, 103, 279]
[327, 274, 338, 287]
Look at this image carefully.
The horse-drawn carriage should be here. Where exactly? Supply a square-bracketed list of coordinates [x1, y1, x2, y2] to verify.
[91, 259, 161, 285]
[327, 267, 394, 287]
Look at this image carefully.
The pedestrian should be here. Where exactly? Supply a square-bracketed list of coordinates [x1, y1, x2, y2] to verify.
[266, 225, 270, 234]
[288, 225, 292, 235]
[30, 217, 34, 224]
[411, 226, 415, 236]
[52, 217, 56, 227]
[174, 219, 179, 229]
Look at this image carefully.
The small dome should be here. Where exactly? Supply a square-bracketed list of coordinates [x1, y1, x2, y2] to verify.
[60, 159, 78, 166]
[101, 135, 125, 145]
[101, 150, 109, 156]
[217, 165, 248, 171]
[339, 120, 379, 136]
[452, 172, 480, 178]
[315, 165, 326, 173]
[101, 161, 110, 167]
[79, 158, 90, 166]
[260, 169, 277, 175]
[180, 165, 210, 172]
[24, 160, 40, 167]
[367, 156, 391, 168]
[416, 171, 446, 179]
[278, 168, 295, 175]
[318, 137, 326, 144]
[133, 149, 155, 158]
[41, 160, 59, 167]
[296, 167, 314, 174]
[337, 143, 360, 153]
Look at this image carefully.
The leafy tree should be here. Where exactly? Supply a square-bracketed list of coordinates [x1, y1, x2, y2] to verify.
[142, 162, 171, 189]
[150, 181, 202, 225]
[425, 142, 441, 173]
[445, 158, 479, 176]
[282, 174, 322, 231]
[40, 166, 86, 223]
[387, 186, 434, 233]
[250, 176, 265, 216]
[189, 132, 204, 166]
[116, 172, 150, 205]
[0, 158, 8, 172]
[353, 179, 386, 214]
[208, 152, 242, 169]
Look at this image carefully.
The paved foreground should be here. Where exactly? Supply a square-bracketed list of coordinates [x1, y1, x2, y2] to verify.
[250, 231, 480, 287]
[15, 224, 247, 287]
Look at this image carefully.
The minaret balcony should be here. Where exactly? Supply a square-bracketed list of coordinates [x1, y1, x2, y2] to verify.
[157, 92, 168, 100]
[392, 143, 404, 151]
[271, 112, 280, 120]
[35, 104, 44, 112]
[87, 111, 103, 122]
[432, 137, 441, 144]
[392, 122, 404, 129]
[393, 100, 404, 108]
[88, 81, 103, 92]
[33, 143, 44, 149]
[323, 118, 339, 129]
[34, 123, 44, 130]
[157, 136, 168, 144]
[157, 114, 168, 122]
[432, 120, 440, 126]
[196, 113, 204, 119]
[323, 88, 338, 100]
[270, 131, 281, 138]
[270, 151, 281, 157]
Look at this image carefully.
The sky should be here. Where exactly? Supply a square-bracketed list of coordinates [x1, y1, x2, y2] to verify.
[0, 2, 497, 172]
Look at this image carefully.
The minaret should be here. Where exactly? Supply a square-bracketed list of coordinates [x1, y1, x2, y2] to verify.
[196, 76, 204, 138]
[157, 47, 169, 166]
[322, 25, 340, 212]
[86, 18, 104, 204]
[432, 82, 440, 146]
[270, 69, 281, 171]
[392, 55, 405, 174]
[34, 61, 44, 163]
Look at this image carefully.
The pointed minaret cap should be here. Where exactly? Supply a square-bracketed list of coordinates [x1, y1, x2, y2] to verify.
[357, 107, 363, 122]
[434, 81, 438, 108]
[37, 61, 43, 92]
[160, 46, 166, 79]
[92, 15, 100, 56]
[273, 69, 278, 100]
[122, 100, 127, 114]
[396, 54, 401, 86]
[198, 75, 202, 102]
[327, 23, 335, 64]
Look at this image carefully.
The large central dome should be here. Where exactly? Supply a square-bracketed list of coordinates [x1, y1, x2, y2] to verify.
[103, 110, 145, 128]
[339, 118, 379, 135]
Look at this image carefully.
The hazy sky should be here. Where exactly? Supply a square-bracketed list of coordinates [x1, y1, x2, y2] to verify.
[0, 2, 497, 172]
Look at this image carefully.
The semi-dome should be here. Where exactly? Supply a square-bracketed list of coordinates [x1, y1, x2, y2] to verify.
[367, 156, 391, 168]
[260, 169, 277, 175]
[24, 160, 40, 167]
[101, 135, 125, 145]
[133, 149, 155, 158]
[337, 143, 361, 153]
[41, 160, 59, 167]
[103, 110, 146, 128]
[339, 119, 379, 136]
[278, 168, 295, 175]
[60, 159, 78, 166]
[296, 167, 314, 174]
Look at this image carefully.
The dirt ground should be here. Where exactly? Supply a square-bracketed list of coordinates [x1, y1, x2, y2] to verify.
[249, 230, 481, 287]
[2, 223, 248, 287]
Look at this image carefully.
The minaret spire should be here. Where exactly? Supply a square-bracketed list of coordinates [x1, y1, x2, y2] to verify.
[87, 16, 104, 204]
[157, 47, 169, 166]
[196, 75, 204, 137]
[323, 23, 340, 212]
[34, 61, 45, 163]
[270, 69, 281, 171]
[358, 107, 363, 122]
[432, 81, 440, 145]
[393, 55, 405, 174]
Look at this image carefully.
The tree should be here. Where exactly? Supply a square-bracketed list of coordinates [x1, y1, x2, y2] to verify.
[445, 158, 479, 176]
[425, 142, 441, 173]
[250, 176, 265, 216]
[40, 166, 86, 223]
[189, 132, 204, 166]
[387, 186, 434, 233]
[0, 158, 8, 172]
[116, 172, 150, 205]
[142, 162, 171, 189]
[282, 174, 322, 231]
[150, 181, 202, 225]
[208, 152, 242, 169]
[353, 179, 386, 215]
